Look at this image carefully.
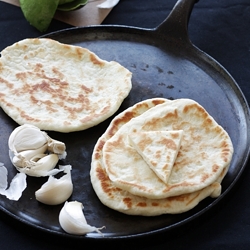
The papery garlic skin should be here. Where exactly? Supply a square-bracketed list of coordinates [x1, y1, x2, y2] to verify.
[35, 165, 73, 205]
[59, 201, 104, 235]
[0, 164, 8, 190]
[47, 136, 66, 155]
[0, 164, 27, 201]
[3, 172, 27, 200]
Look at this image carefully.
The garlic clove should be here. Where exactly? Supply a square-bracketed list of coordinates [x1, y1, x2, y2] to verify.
[59, 201, 105, 235]
[8, 124, 48, 153]
[35, 165, 73, 205]
[11, 144, 48, 168]
[29, 154, 59, 171]
[23, 154, 59, 177]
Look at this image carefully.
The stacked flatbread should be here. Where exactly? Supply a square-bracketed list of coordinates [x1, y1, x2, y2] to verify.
[90, 98, 234, 216]
[0, 38, 132, 132]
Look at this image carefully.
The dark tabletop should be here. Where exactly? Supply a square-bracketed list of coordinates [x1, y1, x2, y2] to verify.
[0, 0, 250, 249]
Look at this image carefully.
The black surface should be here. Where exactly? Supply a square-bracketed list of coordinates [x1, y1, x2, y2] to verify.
[0, 0, 250, 249]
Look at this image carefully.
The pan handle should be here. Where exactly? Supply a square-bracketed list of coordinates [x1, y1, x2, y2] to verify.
[155, 0, 198, 44]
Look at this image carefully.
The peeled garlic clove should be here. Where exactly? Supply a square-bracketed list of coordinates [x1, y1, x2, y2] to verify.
[59, 201, 104, 235]
[35, 165, 73, 205]
[11, 144, 48, 168]
[23, 154, 59, 177]
[8, 124, 48, 153]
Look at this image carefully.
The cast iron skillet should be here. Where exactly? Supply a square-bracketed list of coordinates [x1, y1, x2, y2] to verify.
[0, 0, 249, 241]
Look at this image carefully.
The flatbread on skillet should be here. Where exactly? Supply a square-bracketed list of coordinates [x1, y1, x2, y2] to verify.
[0, 38, 132, 132]
[128, 130, 183, 183]
[90, 98, 232, 216]
[102, 98, 233, 200]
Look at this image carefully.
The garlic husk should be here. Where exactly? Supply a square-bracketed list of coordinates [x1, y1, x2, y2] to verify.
[0, 164, 8, 190]
[59, 201, 104, 235]
[35, 165, 73, 205]
[0, 164, 27, 201]
[8, 124, 47, 153]
[3, 172, 27, 200]
[47, 135, 66, 155]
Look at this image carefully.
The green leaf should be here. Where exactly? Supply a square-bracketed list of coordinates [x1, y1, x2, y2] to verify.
[57, 0, 88, 11]
[19, 0, 60, 32]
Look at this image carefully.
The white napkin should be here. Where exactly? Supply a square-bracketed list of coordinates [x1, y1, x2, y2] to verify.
[97, 0, 120, 9]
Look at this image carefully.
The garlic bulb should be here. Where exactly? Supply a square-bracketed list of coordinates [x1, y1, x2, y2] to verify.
[8, 124, 67, 177]
[59, 201, 104, 235]
[35, 165, 73, 205]
[5, 125, 71, 201]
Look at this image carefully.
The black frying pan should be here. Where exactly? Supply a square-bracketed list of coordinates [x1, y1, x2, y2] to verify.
[0, 0, 249, 241]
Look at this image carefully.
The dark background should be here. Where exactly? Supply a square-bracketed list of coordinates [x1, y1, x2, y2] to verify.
[0, 0, 250, 249]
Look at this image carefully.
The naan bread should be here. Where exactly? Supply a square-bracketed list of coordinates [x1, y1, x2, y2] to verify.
[128, 130, 183, 183]
[90, 98, 228, 216]
[0, 38, 132, 132]
[102, 98, 233, 199]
